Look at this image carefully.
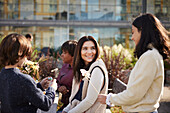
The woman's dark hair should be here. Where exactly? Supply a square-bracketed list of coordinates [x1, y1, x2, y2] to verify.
[61, 40, 77, 57]
[132, 13, 170, 59]
[0, 33, 32, 66]
[73, 36, 100, 83]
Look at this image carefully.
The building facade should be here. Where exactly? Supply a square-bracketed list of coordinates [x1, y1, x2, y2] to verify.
[0, 0, 170, 50]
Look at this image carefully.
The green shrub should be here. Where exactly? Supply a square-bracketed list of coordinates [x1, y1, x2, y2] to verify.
[100, 44, 137, 87]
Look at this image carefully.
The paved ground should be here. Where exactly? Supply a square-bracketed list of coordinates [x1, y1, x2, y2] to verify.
[158, 83, 170, 113]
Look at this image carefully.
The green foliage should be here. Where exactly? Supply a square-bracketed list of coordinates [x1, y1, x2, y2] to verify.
[38, 47, 62, 80]
[110, 106, 125, 113]
[100, 44, 137, 113]
[100, 44, 137, 86]
[38, 55, 59, 80]
[27, 47, 41, 62]
[26, 47, 62, 80]
[19, 61, 40, 80]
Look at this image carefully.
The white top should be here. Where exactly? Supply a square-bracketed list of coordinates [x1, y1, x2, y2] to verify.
[107, 48, 164, 113]
[64, 59, 108, 113]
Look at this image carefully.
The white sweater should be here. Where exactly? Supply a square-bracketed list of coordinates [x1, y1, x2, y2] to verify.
[109, 48, 164, 113]
[63, 59, 108, 113]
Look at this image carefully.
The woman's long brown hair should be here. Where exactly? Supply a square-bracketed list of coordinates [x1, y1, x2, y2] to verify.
[73, 36, 100, 83]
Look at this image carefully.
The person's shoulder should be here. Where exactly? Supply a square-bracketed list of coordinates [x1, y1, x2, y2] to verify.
[17, 71, 35, 84]
[61, 63, 70, 68]
[139, 48, 163, 63]
[141, 48, 161, 59]
[89, 59, 107, 72]
[91, 59, 105, 66]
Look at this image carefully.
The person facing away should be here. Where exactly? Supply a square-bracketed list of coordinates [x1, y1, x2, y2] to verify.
[62, 36, 108, 113]
[98, 13, 170, 113]
[25, 33, 33, 42]
[56, 40, 77, 111]
[0, 33, 57, 113]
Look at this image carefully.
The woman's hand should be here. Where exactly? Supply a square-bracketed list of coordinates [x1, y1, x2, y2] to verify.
[58, 86, 69, 95]
[97, 94, 107, 104]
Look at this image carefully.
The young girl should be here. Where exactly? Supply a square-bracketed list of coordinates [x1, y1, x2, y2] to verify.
[0, 33, 57, 113]
[62, 36, 108, 113]
[98, 13, 170, 113]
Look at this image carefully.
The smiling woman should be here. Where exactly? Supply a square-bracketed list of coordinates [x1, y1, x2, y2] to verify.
[62, 36, 109, 113]
[81, 41, 97, 65]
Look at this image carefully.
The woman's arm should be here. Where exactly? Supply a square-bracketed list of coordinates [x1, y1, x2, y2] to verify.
[109, 52, 158, 106]
[63, 103, 72, 113]
[68, 67, 104, 113]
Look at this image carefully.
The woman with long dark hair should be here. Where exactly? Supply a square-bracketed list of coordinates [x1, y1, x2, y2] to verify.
[98, 13, 170, 113]
[62, 36, 108, 113]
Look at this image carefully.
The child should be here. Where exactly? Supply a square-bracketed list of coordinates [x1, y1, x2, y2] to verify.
[0, 33, 57, 113]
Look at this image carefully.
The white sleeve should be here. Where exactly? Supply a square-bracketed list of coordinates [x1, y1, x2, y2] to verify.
[106, 93, 115, 107]
[109, 54, 157, 106]
[68, 68, 104, 113]
[63, 103, 71, 112]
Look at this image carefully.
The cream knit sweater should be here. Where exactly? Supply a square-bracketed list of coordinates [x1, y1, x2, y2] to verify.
[109, 48, 164, 113]
[63, 59, 108, 113]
